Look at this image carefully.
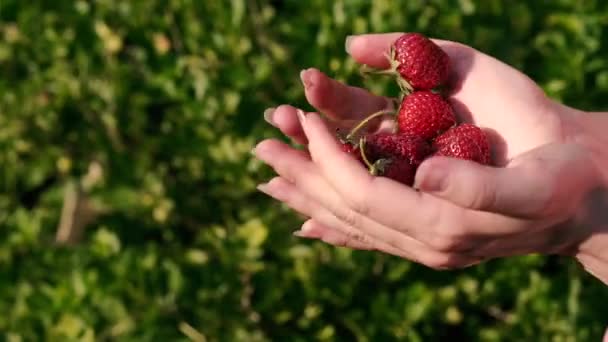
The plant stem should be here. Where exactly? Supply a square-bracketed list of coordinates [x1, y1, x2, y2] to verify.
[358, 137, 374, 170]
[397, 78, 414, 95]
[359, 64, 397, 77]
[346, 109, 395, 141]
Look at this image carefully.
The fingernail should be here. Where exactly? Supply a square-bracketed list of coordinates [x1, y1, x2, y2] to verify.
[415, 164, 447, 192]
[345, 35, 355, 54]
[257, 182, 276, 197]
[263, 108, 276, 125]
[296, 109, 306, 125]
[293, 229, 319, 239]
[293, 221, 311, 238]
[294, 221, 321, 239]
[253, 140, 269, 155]
[257, 181, 283, 199]
[256, 182, 269, 193]
[300, 69, 312, 89]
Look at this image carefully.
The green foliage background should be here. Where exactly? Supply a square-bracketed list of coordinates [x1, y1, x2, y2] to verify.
[1, 0, 608, 341]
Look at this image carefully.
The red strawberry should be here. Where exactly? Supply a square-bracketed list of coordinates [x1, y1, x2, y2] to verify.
[365, 132, 431, 166]
[390, 33, 451, 91]
[432, 123, 492, 165]
[340, 140, 364, 164]
[340, 141, 357, 154]
[362, 132, 432, 185]
[375, 158, 417, 186]
[397, 90, 456, 140]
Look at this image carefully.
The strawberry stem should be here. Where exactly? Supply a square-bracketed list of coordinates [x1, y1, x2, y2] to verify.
[359, 64, 398, 77]
[345, 109, 395, 141]
[371, 159, 391, 176]
[397, 77, 414, 95]
[358, 137, 374, 171]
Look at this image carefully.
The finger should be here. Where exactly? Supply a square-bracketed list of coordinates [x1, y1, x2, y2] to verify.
[344, 33, 490, 99]
[300, 111, 531, 251]
[300, 68, 394, 124]
[253, 143, 480, 269]
[264, 107, 306, 145]
[576, 253, 608, 286]
[415, 156, 550, 217]
[264, 105, 307, 145]
[345, 32, 404, 68]
[295, 219, 375, 251]
[256, 176, 402, 256]
[265, 103, 393, 147]
[258, 176, 480, 268]
[264, 105, 337, 145]
[415, 144, 599, 218]
[345, 32, 470, 73]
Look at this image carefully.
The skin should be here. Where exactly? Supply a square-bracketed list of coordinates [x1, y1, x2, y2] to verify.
[253, 32, 608, 286]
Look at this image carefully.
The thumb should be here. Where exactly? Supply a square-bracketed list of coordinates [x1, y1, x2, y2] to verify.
[414, 145, 597, 218]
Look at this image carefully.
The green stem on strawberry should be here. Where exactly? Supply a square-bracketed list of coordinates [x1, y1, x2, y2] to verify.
[345, 109, 395, 141]
[359, 64, 398, 77]
[396, 77, 414, 95]
[359, 48, 415, 96]
[370, 158, 391, 176]
[358, 137, 374, 171]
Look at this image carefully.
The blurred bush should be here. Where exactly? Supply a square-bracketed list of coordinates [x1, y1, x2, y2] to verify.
[1, 0, 607, 341]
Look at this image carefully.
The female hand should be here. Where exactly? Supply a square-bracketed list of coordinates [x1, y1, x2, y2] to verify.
[253, 33, 608, 282]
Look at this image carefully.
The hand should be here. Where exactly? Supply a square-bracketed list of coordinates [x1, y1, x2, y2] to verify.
[253, 32, 608, 279]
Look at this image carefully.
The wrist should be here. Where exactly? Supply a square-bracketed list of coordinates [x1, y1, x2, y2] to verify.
[565, 107, 608, 285]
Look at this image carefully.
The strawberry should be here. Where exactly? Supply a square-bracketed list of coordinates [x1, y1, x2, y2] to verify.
[432, 123, 492, 165]
[340, 140, 364, 164]
[364, 132, 431, 167]
[359, 33, 450, 93]
[340, 141, 357, 154]
[397, 90, 456, 141]
[336, 108, 397, 166]
[374, 158, 417, 186]
[390, 33, 451, 91]
[361, 132, 432, 185]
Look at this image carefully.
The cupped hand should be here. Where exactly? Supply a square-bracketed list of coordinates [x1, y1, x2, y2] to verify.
[254, 32, 605, 273]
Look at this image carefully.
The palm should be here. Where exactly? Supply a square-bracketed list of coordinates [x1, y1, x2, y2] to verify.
[442, 42, 565, 164]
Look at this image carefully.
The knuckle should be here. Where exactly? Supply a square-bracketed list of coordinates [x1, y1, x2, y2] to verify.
[325, 234, 349, 247]
[343, 228, 372, 245]
[476, 179, 498, 210]
[322, 229, 371, 249]
[417, 197, 444, 231]
[334, 207, 362, 229]
[465, 185, 490, 210]
[429, 232, 468, 253]
[428, 212, 473, 253]
[341, 237, 372, 250]
[344, 191, 370, 217]
[455, 173, 495, 210]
